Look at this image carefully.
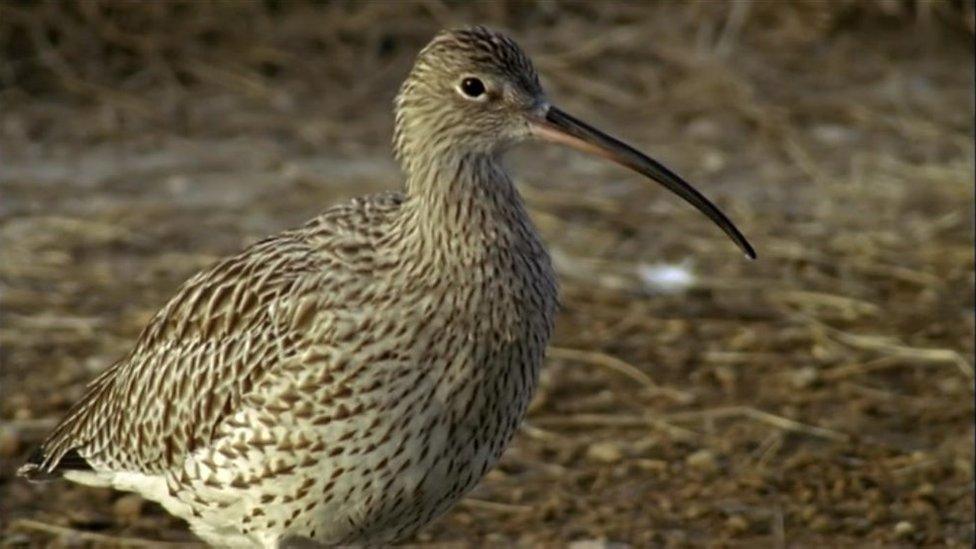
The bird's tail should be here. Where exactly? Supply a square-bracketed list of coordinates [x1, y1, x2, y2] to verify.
[17, 447, 93, 483]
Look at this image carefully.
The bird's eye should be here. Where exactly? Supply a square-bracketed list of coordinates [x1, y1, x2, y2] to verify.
[459, 77, 486, 99]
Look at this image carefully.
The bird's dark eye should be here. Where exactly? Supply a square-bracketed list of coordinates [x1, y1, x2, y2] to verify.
[460, 77, 486, 98]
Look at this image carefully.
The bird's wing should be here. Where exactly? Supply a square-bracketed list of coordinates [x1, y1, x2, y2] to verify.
[21, 229, 338, 478]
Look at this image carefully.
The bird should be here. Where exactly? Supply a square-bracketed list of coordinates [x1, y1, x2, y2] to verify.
[18, 26, 755, 548]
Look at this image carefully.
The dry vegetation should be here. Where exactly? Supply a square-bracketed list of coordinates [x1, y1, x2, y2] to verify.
[1, 1, 974, 547]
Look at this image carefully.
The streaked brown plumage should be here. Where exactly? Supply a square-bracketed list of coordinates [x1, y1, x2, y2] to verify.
[19, 26, 753, 547]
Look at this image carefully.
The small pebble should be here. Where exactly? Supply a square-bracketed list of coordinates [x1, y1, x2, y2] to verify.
[0, 428, 21, 458]
[686, 449, 718, 472]
[810, 124, 856, 145]
[790, 366, 819, 389]
[893, 520, 915, 538]
[701, 151, 726, 173]
[725, 515, 750, 533]
[685, 118, 721, 139]
[635, 459, 668, 473]
[586, 441, 624, 464]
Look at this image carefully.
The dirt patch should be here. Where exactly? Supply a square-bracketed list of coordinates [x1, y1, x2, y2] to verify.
[1, 2, 973, 547]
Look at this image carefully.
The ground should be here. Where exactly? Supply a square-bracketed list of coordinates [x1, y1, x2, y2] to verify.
[1, 2, 973, 547]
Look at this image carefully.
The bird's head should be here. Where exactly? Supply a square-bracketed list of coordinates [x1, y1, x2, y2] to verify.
[394, 26, 544, 161]
[395, 26, 755, 259]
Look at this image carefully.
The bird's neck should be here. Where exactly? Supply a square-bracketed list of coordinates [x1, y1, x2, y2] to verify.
[398, 152, 536, 259]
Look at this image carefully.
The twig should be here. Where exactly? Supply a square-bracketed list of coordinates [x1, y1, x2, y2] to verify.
[549, 346, 655, 386]
[0, 417, 60, 434]
[752, 431, 784, 469]
[461, 498, 532, 514]
[1, 417, 60, 444]
[804, 315, 974, 379]
[848, 259, 942, 287]
[770, 290, 881, 318]
[714, 1, 752, 57]
[9, 519, 199, 548]
[664, 406, 850, 443]
[702, 351, 794, 365]
[531, 413, 699, 442]
[772, 504, 787, 549]
[832, 332, 974, 379]
[821, 356, 911, 381]
[519, 421, 570, 442]
[7, 314, 106, 331]
[841, 382, 937, 406]
[548, 346, 694, 403]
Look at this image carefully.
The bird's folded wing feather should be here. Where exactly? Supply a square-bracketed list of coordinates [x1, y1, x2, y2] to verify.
[27, 230, 330, 476]
[20, 192, 405, 480]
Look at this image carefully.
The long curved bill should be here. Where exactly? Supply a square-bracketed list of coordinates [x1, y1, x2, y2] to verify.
[530, 105, 756, 260]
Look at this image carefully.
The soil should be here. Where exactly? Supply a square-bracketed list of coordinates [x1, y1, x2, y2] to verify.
[1, 2, 973, 547]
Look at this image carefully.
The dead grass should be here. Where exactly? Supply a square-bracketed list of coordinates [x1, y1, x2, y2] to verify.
[1, 1, 973, 547]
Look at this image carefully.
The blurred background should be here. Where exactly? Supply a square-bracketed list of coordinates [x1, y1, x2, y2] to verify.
[0, 1, 973, 546]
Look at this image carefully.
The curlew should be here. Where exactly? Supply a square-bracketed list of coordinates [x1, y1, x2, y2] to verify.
[19, 26, 754, 547]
